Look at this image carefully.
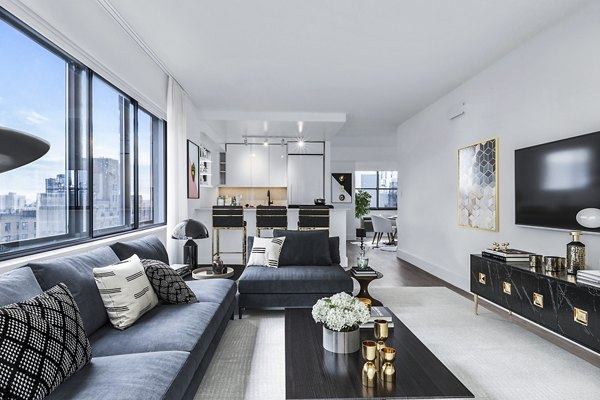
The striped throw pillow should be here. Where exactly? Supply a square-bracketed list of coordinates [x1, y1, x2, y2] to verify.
[93, 254, 158, 329]
[247, 237, 286, 268]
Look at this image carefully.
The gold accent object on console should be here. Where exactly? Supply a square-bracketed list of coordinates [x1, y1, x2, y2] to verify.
[533, 292, 544, 308]
[502, 281, 512, 295]
[574, 307, 588, 326]
[380, 347, 396, 383]
[478, 272, 486, 285]
[361, 341, 378, 387]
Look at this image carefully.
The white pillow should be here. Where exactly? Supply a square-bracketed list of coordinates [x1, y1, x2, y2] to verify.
[93, 254, 159, 330]
[247, 237, 286, 268]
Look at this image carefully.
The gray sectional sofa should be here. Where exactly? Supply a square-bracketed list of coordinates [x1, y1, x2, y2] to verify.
[0, 235, 236, 400]
[238, 230, 353, 317]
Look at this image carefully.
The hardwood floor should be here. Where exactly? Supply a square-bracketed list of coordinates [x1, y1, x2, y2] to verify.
[346, 239, 600, 368]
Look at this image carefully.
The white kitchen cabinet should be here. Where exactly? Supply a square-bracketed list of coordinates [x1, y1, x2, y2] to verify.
[225, 144, 251, 186]
[288, 154, 324, 204]
[269, 145, 287, 187]
[251, 145, 269, 187]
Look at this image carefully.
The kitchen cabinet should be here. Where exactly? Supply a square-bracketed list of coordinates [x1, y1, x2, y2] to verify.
[225, 144, 288, 187]
[225, 144, 251, 187]
[269, 145, 287, 187]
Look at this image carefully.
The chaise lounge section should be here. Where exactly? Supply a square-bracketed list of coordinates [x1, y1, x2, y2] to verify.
[238, 230, 353, 317]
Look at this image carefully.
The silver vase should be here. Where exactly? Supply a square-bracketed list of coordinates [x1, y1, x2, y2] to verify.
[323, 326, 360, 353]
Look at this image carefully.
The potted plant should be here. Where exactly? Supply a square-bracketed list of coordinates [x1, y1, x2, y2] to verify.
[355, 190, 372, 224]
[312, 292, 370, 353]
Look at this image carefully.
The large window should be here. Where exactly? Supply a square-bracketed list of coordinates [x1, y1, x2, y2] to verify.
[356, 171, 398, 209]
[0, 9, 166, 260]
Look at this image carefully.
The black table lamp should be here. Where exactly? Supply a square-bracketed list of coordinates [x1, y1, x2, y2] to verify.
[356, 228, 366, 252]
[171, 219, 209, 268]
[0, 127, 50, 173]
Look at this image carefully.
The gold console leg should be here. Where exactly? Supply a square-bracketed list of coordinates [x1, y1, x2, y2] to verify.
[474, 294, 479, 315]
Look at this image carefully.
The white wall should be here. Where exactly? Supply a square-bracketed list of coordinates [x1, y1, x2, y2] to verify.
[396, 2, 600, 291]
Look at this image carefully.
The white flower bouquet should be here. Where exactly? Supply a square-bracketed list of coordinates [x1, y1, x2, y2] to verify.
[311, 292, 371, 332]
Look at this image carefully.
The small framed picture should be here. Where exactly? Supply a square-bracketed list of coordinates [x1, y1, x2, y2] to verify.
[187, 140, 200, 199]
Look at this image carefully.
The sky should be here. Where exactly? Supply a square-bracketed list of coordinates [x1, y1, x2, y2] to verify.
[0, 18, 153, 204]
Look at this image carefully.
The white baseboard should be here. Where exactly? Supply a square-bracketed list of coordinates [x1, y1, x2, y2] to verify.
[396, 249, 467, 291]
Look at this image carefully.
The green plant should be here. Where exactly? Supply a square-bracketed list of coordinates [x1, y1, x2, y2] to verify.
[355, 190, 372, 219]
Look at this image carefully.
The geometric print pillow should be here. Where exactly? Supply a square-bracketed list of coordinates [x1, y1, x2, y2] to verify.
[141, 259, 198, 305]
[247, 237, 286, 268]
[93, 254, 159, 330]
[0, 284, 92, 400]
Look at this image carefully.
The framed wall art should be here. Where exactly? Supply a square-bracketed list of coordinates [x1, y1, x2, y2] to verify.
[187, 140, 200, 199]
[458, 137, 498, 231]
[331, 173, 352, 203]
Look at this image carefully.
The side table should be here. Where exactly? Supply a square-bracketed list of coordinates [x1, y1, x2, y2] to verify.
[348, 269, 384, 306]
[191, 267, 235, 280]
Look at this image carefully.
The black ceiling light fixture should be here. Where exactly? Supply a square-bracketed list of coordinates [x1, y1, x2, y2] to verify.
[0, 127, 50, 173]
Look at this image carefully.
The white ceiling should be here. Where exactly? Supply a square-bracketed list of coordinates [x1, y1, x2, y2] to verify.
[106, 0, 589, 142]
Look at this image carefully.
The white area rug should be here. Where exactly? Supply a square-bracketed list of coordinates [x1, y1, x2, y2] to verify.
[195, 287, 600, 399]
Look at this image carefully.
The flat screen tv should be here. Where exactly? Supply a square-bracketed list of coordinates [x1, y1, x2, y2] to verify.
[515, 131, 600, 233]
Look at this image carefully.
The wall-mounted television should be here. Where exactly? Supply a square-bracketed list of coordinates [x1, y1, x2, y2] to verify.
[515, 131, 600, 233]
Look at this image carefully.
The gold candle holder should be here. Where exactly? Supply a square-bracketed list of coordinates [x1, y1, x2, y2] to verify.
[358, 297, 372, 311]
[380, 347, 396, 383]
[374, 319, 389, 371]
[361, 340, 378, 387]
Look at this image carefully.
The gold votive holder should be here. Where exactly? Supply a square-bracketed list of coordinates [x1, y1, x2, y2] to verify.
[374, 319, 389, 342]
[380, 347, 396, 383]
[358, 297, 372, 311]
[361, 340, 378, 387]
[376, 340, 386, 371]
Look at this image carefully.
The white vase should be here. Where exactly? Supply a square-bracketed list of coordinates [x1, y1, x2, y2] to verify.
[322, 326, 360, 353]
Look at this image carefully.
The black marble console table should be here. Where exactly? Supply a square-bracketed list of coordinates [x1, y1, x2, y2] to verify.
[470, 254, 600, 353]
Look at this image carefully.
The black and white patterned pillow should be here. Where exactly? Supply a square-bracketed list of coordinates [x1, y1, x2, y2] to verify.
[0, 284, 92, 400]
[247, 237, 286, 268]
[141, 259, 198, 304]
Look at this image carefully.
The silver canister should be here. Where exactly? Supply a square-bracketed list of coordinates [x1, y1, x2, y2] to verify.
[529, 255, 543, 269]
[544, 256, 562, 272]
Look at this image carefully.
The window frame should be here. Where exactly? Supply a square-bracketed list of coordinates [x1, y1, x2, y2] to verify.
[356, 171, 398, 210]
[0, 7, 167, 262]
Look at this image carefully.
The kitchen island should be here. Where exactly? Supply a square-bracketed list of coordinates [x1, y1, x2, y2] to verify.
[194, 206, 348, 266]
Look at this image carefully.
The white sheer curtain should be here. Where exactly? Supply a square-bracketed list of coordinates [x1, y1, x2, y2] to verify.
[166, 77, 188, 263]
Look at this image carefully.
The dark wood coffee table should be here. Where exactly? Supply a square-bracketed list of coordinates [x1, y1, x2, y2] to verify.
[285, 308, 473, 399]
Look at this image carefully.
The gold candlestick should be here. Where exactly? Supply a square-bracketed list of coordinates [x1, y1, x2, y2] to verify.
[380, 347, 396, 383]
[374, 319, 389, 371]
[361, 340, 378, 387]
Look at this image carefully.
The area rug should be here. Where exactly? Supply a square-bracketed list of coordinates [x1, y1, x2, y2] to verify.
[195, 287, 600, 399]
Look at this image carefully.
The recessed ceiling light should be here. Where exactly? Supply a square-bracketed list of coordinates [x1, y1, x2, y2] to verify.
[263, 138, 269, 146]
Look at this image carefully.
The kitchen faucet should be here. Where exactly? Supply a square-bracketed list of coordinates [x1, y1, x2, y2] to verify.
[267, 189, 273, 206]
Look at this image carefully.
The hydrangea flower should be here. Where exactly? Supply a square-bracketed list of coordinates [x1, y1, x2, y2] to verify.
[311, 292, 370, 332]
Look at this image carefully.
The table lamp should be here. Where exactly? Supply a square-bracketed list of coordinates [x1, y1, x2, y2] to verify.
[171, 219, 209, 268]
[0, 127, 50, 173]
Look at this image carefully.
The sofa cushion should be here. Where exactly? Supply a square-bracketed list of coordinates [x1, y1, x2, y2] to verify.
[0, 284, 91, 400]
[247, 237, 286, 268]
[238, 265, 352, 294]
[46, 351, 189, 400]
[273, 230, 332, 266]
[185, 279, 237, 305]
[110, 235, 169, 265]
[90, 302, 222, 357]
[94, 255, 159, 330]
[329, 236, 341, 265]
[141, 259, 198, 304]
[0, 267, 43, 307]
[28, 246, 120, 337]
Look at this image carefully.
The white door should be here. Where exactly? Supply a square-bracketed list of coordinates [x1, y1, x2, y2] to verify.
[269, 145, 287, 187]
[288, 155, 324, 205]
[225, 144, 251, 186]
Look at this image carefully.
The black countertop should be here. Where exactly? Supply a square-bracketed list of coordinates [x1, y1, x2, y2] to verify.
[287, 204, 334, 209]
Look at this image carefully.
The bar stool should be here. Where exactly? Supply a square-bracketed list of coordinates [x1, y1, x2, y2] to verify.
[298, 206, 330, 230]
[256, 206, 287, 237]
[212, 206, 246, 265]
